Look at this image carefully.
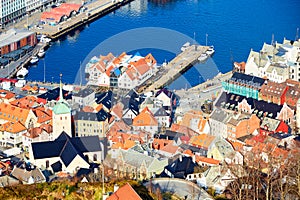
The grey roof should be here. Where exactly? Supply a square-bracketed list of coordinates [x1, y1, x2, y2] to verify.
[0, 29, 35, 48]
[73, 88, 94, 98]
[31, 132, 101, 167]
[210, 108, 231, 123]
[120, 149, 155, 168]
[260, 117, 281, 131]
[75, 109, 108, 121]
[154, 107, 169, 117]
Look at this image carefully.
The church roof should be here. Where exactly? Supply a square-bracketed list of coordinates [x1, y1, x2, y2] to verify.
[52, 101, 71, 115]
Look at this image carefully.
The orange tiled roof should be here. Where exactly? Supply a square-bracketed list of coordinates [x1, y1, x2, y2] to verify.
[0, 89, 15, 100]
[189, 134, 216, 150]
[11, 96, 38, 109]
[41, 12, 64, 23]
[159, 142, 179, 154]
[107, 183, 142, 200]
[234, 62, 246, 70]
[170, 123, 199, 137]
[145, 53, 157, 65]
[130, 58, 150, 76]
[152, 138, 172, 150]
[95, 104, 103, 112]
[34, 109, 52, 124]
[111, 103, 123, 119]
[82, 106, 94, 113]
[4, 121, 26, 133]
[228, 140, 244, 152]
[59, 3, 82, 12]
[0, 102, 31, 124]
[132, 107, 158, 126]
[196, 156, 220, 165]
[23, 127, 43, 139]
[113, 52, 127, 65]
[180, 110, 202, 127]
[39, 123, 53, 133]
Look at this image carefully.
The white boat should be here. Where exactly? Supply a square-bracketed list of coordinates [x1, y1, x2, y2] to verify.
[198, 53, 208, 62]
[40, 35, 51, 43]
[181, 42, 190, 52]
[206, 46, 215, 56]
[17, 67, 29, 79]
[37, 48, 45, 58]
[30, 56, 39, 64]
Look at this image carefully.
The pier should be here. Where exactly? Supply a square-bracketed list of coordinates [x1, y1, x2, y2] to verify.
[33, 0, 134, 40]
[143, 45, 209, 92]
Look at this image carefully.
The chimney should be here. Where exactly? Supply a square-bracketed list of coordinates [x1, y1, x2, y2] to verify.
[192, 155, 196, 163]
[179, 154, 182, 162]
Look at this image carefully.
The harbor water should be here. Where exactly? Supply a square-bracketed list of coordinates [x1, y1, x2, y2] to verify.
[27, 0, 300, 90]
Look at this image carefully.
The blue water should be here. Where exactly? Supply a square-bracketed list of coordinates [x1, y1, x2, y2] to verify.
[28, 0, 300, 90]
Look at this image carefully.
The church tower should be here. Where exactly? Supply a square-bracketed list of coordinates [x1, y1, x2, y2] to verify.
[52, 74, 72, 139]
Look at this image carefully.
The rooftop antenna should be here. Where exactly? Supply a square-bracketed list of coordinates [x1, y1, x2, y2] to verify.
[59, 73, 63, 101]
[79, 61, 82, 87]
[296, 28, 299, 41]
[230, 48, 234, 70]
[271, 33, 275, 46]
[193, 32, 197, 51]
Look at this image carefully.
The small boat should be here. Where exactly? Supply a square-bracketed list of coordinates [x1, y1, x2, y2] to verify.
[38, 48, 45, 58]
[40, 35, 51, 43]
[198, 53, 208, 62]
[181, 42, 190, 52]
[30, 56, 39, 64]
[16, 67, 29, 79]
[206, 46, 215, 56]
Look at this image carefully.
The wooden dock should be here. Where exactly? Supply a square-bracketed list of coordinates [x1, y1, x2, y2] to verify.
[34, 0, 134, 40]
[144, 45, 209, 92]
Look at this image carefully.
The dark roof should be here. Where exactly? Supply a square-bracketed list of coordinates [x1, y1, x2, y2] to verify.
[51, 161, 62, 173]
[96, 91, 113, 109]
[38, 87, 71, 101]
[215, 92, 283, 119]
[75, 109, 108, 122]
[125, 89, 139, 99]
[121, 97, 140, 112]
[60, 141, 81, 166]
[155, 88, 174, 99]
[179, 143, 208, 156]
[154, 133, 175, 140]
[160, 156, 197, 179]
[31, 132, 102, 167]
[229, 72, 265, 87]
[154, 107, 169, 117]
[71, 136, 102, 152]
[73, 88, 94, 98]
[122, 118, 133, 126]
[270, 133, 293, 140]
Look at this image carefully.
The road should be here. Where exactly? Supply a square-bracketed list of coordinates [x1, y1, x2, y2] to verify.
[145, 178, 213, 200]
[174, 71, 232, 116]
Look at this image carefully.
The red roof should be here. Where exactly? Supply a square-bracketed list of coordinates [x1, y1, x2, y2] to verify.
[41, 12, 64, 23]
[107, 183, 142, 200]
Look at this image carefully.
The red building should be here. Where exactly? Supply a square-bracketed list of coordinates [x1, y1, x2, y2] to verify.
[0, 29, 37, 56]
[259, 81, 288, 105]
[260, 117, 289, 136]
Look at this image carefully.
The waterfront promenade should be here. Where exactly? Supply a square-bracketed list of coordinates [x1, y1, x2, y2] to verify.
[145, 45, 209, 91]
[33, 0, 134, 39]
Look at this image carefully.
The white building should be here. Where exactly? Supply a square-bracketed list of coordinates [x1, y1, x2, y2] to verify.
[0, 0, 26, 26]
[52, 83, 72, 139]
[245, 39, 300, 82]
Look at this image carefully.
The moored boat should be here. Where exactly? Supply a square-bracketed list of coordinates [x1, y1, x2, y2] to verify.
[30, 56, 39, 65]
[206, 46, 215, 56]
[16, 67, 29, 79]
[198, 53, 208, 62]
[181, 42, 190, 52]
[38, 48, 45, 58]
